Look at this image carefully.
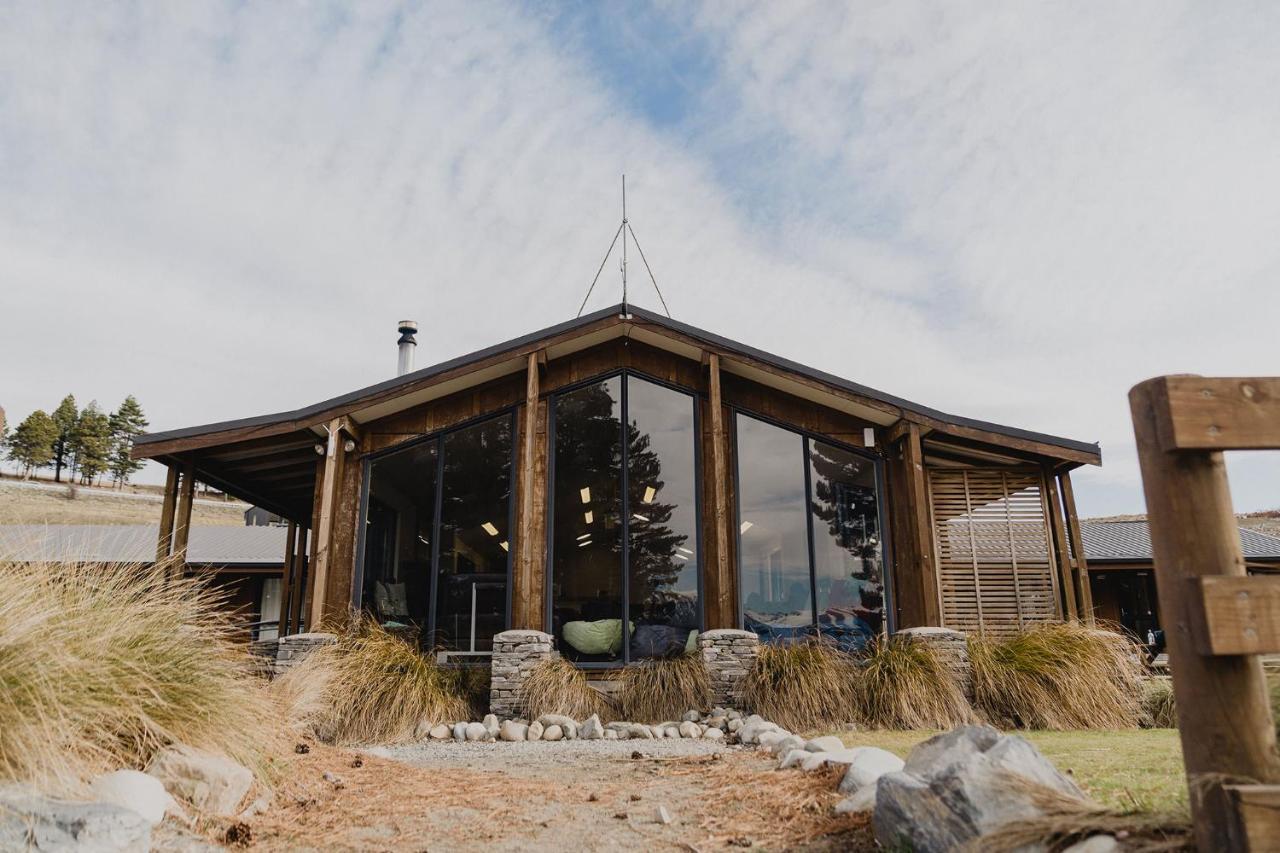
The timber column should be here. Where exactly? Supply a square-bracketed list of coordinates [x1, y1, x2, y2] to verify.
[308, 416, 360, 629]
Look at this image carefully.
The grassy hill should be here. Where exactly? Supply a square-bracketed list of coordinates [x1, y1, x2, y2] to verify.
[0, 479, 250, 526]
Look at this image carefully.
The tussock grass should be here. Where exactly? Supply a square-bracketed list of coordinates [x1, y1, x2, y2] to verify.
[0, 558, 277, 793]
[741, 639, 858, 733]
[618, 653, 710, 722]
[1140, 677, 1177, 729]
[276, 616, 471, 745]
[521, 656, 613, 721]
[851, 636, 975, 730]
[969, 622, 1145, 730]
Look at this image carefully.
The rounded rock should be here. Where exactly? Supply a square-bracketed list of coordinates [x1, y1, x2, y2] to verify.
[703, 727, 724, 740]
[682, 710, 701, 723]
[429, 724, 451, 740]
[543, 724, 564, 742]
[464, 722, 487, 742]
[678, 721, 701, 738]
[527, 721, 544, 741]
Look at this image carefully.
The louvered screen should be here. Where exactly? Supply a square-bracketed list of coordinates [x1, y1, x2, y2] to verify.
[927, 469, 1059, 635]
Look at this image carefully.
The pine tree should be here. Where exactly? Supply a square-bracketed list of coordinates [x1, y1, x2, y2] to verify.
[70, 402, 113, 485]
[50, 395, 78, 483]
[6, 410, 58, 478]
[107, 395, 149, 487]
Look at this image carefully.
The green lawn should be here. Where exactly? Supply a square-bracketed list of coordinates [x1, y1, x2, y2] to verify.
[831, 728, 1187, 814]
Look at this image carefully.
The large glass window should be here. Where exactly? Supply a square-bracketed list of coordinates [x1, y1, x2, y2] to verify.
[359, 413, 513, 653]
[735, 414, 885, 649]
[550, 374, 700, 663]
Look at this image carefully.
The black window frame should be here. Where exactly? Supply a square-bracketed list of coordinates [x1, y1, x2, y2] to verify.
[545, 369, 705, 667]
[730, 406, 895, 639]
[352, 407, 519, 652]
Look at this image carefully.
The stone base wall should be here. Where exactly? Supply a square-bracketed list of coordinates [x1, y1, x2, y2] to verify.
[896, 627, 972, 700]
[490, 630, 555, 719]
[698, 629, 760, 708]
[273, 632, 337, 677]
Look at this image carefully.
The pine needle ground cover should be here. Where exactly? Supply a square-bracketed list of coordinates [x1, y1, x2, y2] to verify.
[0, 558, 277, 793]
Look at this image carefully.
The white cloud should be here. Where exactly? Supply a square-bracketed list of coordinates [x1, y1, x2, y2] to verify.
[1, 1, 1276, 515]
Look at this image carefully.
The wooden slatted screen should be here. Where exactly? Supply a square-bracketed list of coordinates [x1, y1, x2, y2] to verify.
[927, 469, 1060, 635]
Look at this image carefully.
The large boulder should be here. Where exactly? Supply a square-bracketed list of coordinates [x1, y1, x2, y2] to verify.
[147, 745, 253, 817]
[89, 770, 175, 826]
[873, 726, 1087, 853]
[0, 784, 152, 852]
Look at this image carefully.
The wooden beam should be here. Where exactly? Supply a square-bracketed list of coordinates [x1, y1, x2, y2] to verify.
[290, 525, 310, 635]
[308, 418, 347, 629]
[1043, 467, 1079, 620]
[155, 465, 179, 562]
[708, 354, 733, 629]
[515, 351, 541, 629]
[1191, 576, 1280, 656]
[1152, 376, 1280, 452]
[887, 418, 933, 446]
[1130, 377, 1280, 852]
[1059, 470, 1094, 623]
[172, 462, 196, 568]
[278, 521, 297, 637]
[904, 424, 941, 626]
[1224, 784, 1280, 851]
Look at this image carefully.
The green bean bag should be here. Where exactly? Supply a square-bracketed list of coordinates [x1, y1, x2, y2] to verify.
[563, 619, 629, 655]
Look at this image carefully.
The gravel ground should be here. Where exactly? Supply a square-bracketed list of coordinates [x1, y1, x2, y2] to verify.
[369, 736, 727, 772]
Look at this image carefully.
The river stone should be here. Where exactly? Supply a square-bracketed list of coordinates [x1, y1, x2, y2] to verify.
[90, 770, 175, 826]
[0, 784, 152, 852]
[873, 726, 1088, 853]
[543, 724, 564, 742]
[804, 736, 845, 753]
[580, 714, 604, 740]
[757, 730, 788, 751]
[1064, 835, 1122, 853]
[500, 720, 528, 742]
[707, 716, 727, 730]
[702, 728, 724, 740]
[605, 729, 619, 740]
[678, 721, 701, 739]
[834, 785, 878, 815]
[536, 715, 579, 739]
[527, 721, 544, 741]
[452, 722, 468, 742]
[682, 710, 701, 723]
[727, 718, 743, 732]
[482, 714, 500, 739]
[146, 745, 253, 817]
[838, 747, 905, 794]
[770, 735, 806, 757]
[800, 749, 862, 772]
[429, 724, 451, 740]
[779, 749, 811, 770]
[737, 721, 779, 744]
[464, 722, 487, 742]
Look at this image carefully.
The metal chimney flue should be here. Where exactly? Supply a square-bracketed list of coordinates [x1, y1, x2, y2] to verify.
[396, 320, 417, 376]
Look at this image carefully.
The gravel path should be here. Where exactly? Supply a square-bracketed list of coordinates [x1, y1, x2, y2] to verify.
[369, 736, 727, 772]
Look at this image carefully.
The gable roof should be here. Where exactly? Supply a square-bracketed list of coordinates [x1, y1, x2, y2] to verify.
[0, 524, 287, 567]
[1081, 520, 1280, 562]
[134, 304, 1101, 463]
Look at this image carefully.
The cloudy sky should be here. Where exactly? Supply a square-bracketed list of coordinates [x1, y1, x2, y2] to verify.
[1, 1, 1277, 516]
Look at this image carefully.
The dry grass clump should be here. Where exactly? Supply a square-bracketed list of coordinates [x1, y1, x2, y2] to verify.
[0, 558, 277, 793]
[1140, 677, 1177, 729]
[618, 653, 711, 722]
[851, 636, 975, 729]
[276, 616, 471, 745]
[521, 656, 614, 721]
[740, 639, 858, 733]
[970, 622, 1145, 730]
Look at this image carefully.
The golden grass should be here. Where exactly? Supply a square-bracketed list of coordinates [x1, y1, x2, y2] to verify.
[740, 639, 858, 733]
[1140, 677, 1177, 729]
[521, 656, 614, 721]
[851, 635, 976, 730]
[0, 557, 278, 793]
[969, 622, 1145, 730]
[617, 652, 711, 722]
[275, 616, 470, 746]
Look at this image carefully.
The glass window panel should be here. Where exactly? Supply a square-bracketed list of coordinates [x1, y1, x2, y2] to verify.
[361, 441, 438, 640]
[435, 416, 514, 652]
[551, 377, 624, 662]
[809, 440, 884, 649]
[626, 377, 700, 660]
[735, 415, 814, 642]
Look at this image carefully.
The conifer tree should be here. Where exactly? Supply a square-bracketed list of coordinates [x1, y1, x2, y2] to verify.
[50, 395, 78, 483]
[107, 395, 149, 487]
[6, 410, 58, 478]
[70, 402, 113, 485]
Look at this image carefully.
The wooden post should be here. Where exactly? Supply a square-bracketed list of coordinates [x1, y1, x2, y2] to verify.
[308, 418, 347, 629]
[155, 465, 179, 562]
[172, 462, 196, 569]
[707, 354, 733, 629]
[514, 351, 541, 629]
[1058, 470, 1095, 623]
[1043, 468, 1079, 620]
[278, 521, 297, 637]
[290, 527, 309, 635]
[1131, 377, 1280, 851]
[903, 424, 941, 626]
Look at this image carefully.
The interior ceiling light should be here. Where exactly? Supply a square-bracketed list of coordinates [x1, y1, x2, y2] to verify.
[577, 539, 592, 548]
[482, 522, 499, 536]
[676, 546, 692, 555]
[632, 513, 649, 523]
[673, 553, 688, 561]
[584, 511, 594, 524]
[576, 533, 592, 541]
[500, 541, 509, 552]
[642, 486, 656, 504]
[580, 487, 591, 504]
[740, 521, 754, 533]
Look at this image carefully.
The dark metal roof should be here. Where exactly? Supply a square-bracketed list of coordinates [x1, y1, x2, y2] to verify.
[134, 303, 1100, 459]
[0, 524, 288, 567]
[1082, 520, 1280, 562]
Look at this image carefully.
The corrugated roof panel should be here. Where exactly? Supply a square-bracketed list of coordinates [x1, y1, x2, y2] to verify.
[1081, 520, 1280, 562]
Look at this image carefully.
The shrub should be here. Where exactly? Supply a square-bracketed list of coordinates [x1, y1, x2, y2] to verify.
[740, 639, 858, 733]
[0, 558, 276, 793]
[850, 636, 975, 729]
[276, 616, 471, 745]
[618, 653, 711, 722]
[969, 622, 1145, 730]
[521, 656, 613, 721]
[1139, 677, 1177, 729]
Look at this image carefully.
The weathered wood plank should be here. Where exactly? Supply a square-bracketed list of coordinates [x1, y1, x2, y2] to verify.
[708, 354, 733, 629]
[1043, 468, 1078, 620]
[514, 352, 541, 629]
[155, 465, 178, 562]
[279, 521, 297, 636]
[1058, 470, 1095, 623]
[308, 418, 345, 629]
[172, 462, 196, 569]
[1192, 576, 1280, 656]
[1224, 784, 1280, 852]
[1153, 376, 1280, 452]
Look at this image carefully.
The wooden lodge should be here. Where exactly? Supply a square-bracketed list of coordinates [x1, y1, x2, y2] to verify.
[133, 305, 1101, 663]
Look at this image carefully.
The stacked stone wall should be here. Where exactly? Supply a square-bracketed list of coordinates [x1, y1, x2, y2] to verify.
[896, 626, 972, 700]
[489, 630, 555, 718]
[698, 629, 760, 708]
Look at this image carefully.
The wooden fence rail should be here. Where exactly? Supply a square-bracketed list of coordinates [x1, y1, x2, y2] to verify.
[1131, 376, 1280, 852]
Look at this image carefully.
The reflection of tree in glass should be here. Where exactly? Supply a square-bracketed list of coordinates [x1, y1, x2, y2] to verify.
[808, 443, 880, 577]
[441, 418, 513, 550]
[626, 415, 691, 626]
